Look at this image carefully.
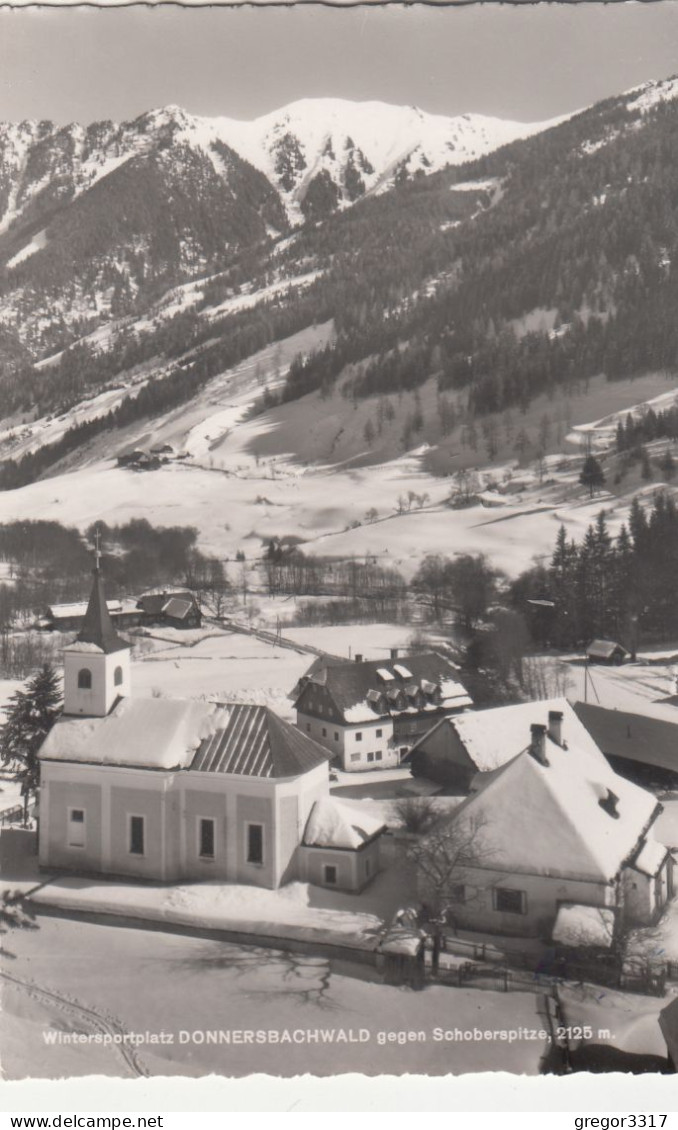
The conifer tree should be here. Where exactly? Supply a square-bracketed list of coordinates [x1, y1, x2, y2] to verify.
[0, 664, 61, 821]
[579, 454, 606, 498]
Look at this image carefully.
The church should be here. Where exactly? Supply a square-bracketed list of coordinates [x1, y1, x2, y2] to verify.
[37, 556, 384, 892]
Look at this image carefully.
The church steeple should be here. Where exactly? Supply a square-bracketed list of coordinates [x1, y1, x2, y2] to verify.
[62, 531, 131, 716]
[77, 534, 128, 655]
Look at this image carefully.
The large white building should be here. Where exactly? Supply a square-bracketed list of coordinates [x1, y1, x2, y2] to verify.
[293, 651, 472, 772]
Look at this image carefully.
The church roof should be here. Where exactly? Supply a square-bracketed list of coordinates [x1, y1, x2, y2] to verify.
[39, 696, 225, 770]
[67, 565, 128, 655]
[40, 699, 328, 780]
[190, 704, 329, 779]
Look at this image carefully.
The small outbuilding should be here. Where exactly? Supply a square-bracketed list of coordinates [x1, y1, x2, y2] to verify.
[586, 639, 628, 665]
[298, 797, 385, 892]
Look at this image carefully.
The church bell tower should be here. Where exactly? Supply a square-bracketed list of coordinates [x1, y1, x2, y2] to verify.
[62, 536, 131, 717]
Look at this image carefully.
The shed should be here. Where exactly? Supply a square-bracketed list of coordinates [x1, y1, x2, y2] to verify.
[586, 639, 628, 665]
[297, 798, 385, 892]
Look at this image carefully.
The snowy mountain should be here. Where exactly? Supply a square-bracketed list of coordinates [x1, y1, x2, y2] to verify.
[0, 98, 563, 237]
[187, 98, 565, 220]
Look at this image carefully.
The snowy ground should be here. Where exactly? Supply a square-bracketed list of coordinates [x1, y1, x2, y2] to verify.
[7, 327, 678, 581]
[565, 657, 678, 718]
[130, 629, 311, 717]
[559, 981, 672, 1062]
[1, 913, 551, 1079]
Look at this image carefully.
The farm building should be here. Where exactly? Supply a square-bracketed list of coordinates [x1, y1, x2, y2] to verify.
[573, 702, 678, 788]
[292, 651, 472, 772]
[586, 639, 628, 665]
[406, 698, 599, 793]
[136, 589, 202, 629]
[42, 599, 142, 633]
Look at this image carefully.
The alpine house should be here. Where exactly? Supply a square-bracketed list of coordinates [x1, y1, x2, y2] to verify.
[425, 711, 673, 938]
[292, 652, 471, 772]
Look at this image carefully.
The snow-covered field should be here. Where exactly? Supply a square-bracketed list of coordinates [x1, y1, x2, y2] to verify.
[131, 630, 311, 717]
[565, 657, 678, 717]
[1, 914, 550, 1078]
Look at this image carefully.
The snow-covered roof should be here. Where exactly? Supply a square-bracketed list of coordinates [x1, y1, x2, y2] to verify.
[573, 701, 678, 776]
[303, 798, 385, 850]
[450, 719, 659, 884]
[40, 696, 227, 770]
[393, 664, 413, 679]
[48, 600, 122, 618]
[633, 835, 669, 877]
[552, 904, 616, 949]
[587, 639, 627, 659]
[418, 698, 602, 774]
[295, 652, 472, 723]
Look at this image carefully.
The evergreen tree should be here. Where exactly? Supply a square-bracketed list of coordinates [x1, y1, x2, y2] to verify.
[579, 454, 606, 498]
[0, 664, 62, 821]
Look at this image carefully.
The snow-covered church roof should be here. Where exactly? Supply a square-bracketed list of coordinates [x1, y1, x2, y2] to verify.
[40, 698, 329, 778]
[303, 798, 386, 850]
[39, 696, 226, 770]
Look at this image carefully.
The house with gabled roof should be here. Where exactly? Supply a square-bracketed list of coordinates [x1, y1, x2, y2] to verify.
[586, 639, 628, 665]
[38, 556, 383, 891]
[136, 588, 201, 629]
[407, 698, 599, 792]
[424, 712, 673, 937]
[292, 651, 472, 772]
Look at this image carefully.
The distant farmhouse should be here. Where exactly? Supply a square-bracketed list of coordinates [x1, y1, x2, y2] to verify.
[136, 588, 202, 630]
[586, 639, 628, 665]
[574, 701, 678, 789]
[417, 704, 673, 937]
[38, 561, 384, 892]
[43, 589, 202, 633]
[292, 651, 472, 772]
[43, 599, 142, 633]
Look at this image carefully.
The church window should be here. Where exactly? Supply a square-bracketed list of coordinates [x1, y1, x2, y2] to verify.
[68, 808, 85, 847]
[199, 818, 215, 859]
[77, 668, 92, 690]
[114, 666, 124, 687]
[246, 823, 264, 865]
[129, 815, 145, 856]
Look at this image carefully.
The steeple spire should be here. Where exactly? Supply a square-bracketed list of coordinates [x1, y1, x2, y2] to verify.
[76, 536, 128, 655]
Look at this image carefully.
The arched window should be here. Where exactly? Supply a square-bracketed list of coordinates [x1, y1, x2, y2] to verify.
[77, 668, 92, 690]
[114, 666, 124, 687]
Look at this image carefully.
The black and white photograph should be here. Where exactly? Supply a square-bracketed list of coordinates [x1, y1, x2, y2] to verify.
[0, 0, 677, 1098]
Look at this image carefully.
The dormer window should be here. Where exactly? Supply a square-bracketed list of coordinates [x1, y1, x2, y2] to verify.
[77, 668, 92, 690]
[114, 666, 124, 687]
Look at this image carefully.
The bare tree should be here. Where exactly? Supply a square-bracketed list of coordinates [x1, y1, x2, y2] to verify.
[407, 812, 493, 923]
[393, 796, 439, 835]
[520, 656, 573, 699]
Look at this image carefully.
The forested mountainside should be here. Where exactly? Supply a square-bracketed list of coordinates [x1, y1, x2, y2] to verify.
[1, 78, 678, 484]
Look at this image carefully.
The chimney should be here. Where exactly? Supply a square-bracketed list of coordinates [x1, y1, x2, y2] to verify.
[548, 710, 563, 746]
[599, 788, 620, 819]
[390, 647, 399, 660]
[354, 654, 363, 664]
[529, 723, 549, 766]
